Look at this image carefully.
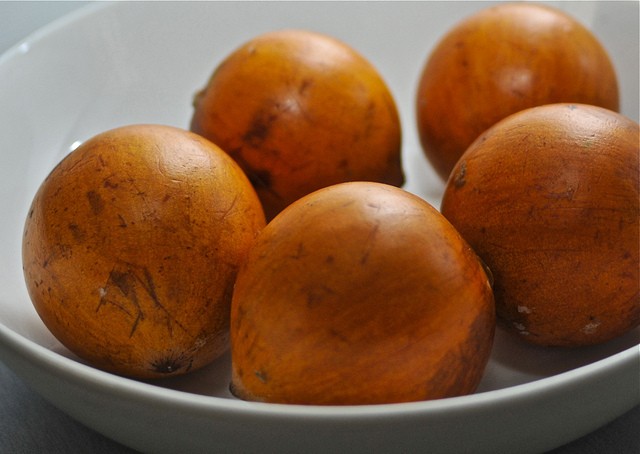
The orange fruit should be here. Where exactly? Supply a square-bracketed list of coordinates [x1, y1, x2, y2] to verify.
[22, 124, 266, 378]
[230, 182, 494, 404]
[191, 29, 404, 220]
[441, 104, 639, 347]
[416, 3, 619, 180]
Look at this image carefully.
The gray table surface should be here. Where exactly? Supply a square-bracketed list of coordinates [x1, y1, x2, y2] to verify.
[1, 2, 638, 453]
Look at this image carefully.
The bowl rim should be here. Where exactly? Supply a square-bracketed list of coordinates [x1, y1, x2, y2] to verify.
[2, 318, 638, 419]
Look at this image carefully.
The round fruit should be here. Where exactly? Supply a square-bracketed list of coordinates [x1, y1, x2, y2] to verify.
[416, 3, 620, 180]
[441, 104, 639, 347]
[230, 182, 495, 405]
[22, 124, 266, 378]
[190, 29, 404, 220]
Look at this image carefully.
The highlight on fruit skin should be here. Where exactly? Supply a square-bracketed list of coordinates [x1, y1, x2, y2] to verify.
[230, 181, 495, 405]
[416, 2, 620, 181]
[441, 104, 639, 347]
[22, 124, 266, 379]
[191, 29, 404, 221]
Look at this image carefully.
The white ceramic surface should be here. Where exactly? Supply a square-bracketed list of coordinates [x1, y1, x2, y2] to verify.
[0, 2, 638, 453]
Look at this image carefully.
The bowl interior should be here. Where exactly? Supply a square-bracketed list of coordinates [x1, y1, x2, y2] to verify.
[0, 0, 638, 402]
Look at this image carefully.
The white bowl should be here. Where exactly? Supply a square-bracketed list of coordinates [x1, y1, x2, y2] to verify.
[1, 2, 638, 453]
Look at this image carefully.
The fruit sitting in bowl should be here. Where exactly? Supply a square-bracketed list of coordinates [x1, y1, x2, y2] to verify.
[22, 124, 266, 378]
[416, 3, 620, 180]
[191, 29, 404, 220]
[230, 182, 495, 405]
[441, 104, 639, 347]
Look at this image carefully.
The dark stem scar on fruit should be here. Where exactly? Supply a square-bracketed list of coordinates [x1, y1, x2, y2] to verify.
[97, 262, 190, 338]
[150, 352, 194, 375]
[453, 161, 467, 188]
